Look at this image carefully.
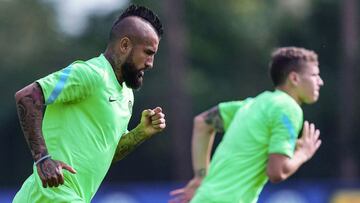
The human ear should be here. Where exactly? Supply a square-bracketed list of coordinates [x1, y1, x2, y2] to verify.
[288, 71, 300, 86]
[118, 37, 132, 54]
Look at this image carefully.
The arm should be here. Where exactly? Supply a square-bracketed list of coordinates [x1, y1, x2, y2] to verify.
[192, 106, 224, 181]
[112, 107, 166, 163]
[169, 106, 224, 203]
[267, 121, 321, 183]
[15, 83, 47, 162]
[15, 82, 76, 188]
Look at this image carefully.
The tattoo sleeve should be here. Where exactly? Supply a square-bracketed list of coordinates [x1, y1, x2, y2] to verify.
[203, 106, 224, 133]
[112, 127, 148, 163]
[15, 82, 48, 161]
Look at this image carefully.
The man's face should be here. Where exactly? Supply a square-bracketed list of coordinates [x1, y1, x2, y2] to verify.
[122, 33, 159, 89]
[296, 62, 324, 104]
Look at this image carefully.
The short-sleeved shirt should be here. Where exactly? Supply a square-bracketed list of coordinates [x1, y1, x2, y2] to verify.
[13, 54, 134, 203]
[191, 90, 303, 203]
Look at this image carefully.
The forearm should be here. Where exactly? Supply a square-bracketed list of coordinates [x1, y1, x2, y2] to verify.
[112, 107, 166, 163]
[282, 150, 307, 178]
[267, 151, 307, 183]
[15, 82, 48, 161]
[191, 115, 216, 178]
[112, 126, 149, 163]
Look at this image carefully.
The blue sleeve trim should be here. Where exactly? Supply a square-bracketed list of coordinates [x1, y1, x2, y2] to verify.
[46, 65, 72, 104]
[281, 114, 296, 149]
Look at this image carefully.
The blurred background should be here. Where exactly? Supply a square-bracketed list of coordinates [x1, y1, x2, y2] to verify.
[1, 0, 360, 202]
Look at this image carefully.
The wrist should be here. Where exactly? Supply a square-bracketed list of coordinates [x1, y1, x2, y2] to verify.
[133, 125, 151, 139]
[35, 154, 51, 165]
[192, 177, 203, 187]
[295, 149, 308, 164]
[33, 150, 49, 162]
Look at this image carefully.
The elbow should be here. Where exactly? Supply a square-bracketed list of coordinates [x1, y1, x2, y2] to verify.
[267, 170, 286, 184]
[267, 154, 293, 184]
[268, 174, 285, 184]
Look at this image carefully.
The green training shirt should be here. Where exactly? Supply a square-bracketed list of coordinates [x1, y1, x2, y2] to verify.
[13, 54, 134, 203]
[191, 90, 303, 203]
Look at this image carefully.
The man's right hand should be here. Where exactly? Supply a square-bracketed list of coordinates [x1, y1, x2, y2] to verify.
[36, 158, 76, 188]
[296, 121, 322, 162]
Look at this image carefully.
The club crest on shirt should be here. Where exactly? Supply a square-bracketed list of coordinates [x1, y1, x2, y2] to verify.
[128, 100, 133, 114]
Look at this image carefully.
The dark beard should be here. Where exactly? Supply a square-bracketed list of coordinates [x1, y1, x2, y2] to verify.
[121, 61, 143, 90]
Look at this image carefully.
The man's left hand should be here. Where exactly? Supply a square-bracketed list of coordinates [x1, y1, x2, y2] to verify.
[139, 107, 166, 137]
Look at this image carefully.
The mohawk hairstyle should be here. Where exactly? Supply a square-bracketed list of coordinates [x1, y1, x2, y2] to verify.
[111, 4, 163, 39]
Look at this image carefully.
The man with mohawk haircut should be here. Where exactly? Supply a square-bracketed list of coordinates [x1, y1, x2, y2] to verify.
[14, 5, 165, 203]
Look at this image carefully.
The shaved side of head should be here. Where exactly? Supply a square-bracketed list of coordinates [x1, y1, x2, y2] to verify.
[109, 16, 158, 46]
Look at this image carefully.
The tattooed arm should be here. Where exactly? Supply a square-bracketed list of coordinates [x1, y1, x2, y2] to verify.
[112, 107, 166, 163]
[112, 128, 147, 163]
[15, 83, 47, 162]
[169, 106, 224, 203]
[15, 82, 76, 188]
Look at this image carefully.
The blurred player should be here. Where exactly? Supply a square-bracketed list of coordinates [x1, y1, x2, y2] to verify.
[170, 47, 324, 203]
[13, 5, 165, 203]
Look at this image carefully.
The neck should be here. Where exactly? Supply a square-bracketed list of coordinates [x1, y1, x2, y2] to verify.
[275, 86, 302, 105]
[104, 49, 115, 69]
[104, 48, 124, 84]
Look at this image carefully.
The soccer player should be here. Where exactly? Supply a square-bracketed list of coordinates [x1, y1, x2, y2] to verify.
[13, 5, 166, 203]
[170, 47, 324, 203]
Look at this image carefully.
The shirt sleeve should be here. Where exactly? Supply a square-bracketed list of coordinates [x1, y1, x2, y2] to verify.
[219, 98, 253, 131]
[268, 101, 303, 158]
[37, 61, 101, 105]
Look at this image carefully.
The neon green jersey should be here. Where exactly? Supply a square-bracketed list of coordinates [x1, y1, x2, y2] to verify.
[192, 90, 303, 203]
[13, 54, 134, 203]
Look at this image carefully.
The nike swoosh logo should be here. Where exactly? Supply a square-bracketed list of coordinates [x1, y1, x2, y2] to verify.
[109, 96, 117, 102]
